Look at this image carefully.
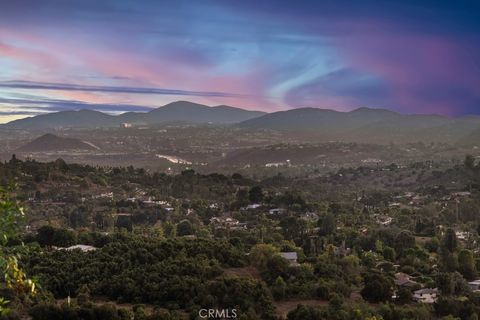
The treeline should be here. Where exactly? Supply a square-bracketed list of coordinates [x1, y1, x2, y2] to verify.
[22, 234, 275, 319]
[28, 303, 181, 320]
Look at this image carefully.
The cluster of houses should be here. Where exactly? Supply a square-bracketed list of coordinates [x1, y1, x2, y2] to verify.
[209, 216, 247, 231]
[393, 272, 480, 304]
[393, 272, 438, 303]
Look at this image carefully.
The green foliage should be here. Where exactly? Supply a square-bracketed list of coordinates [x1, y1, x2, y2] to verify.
[436, 272, 470, 296]
[0, 186, 36, 314]
[458, 249, 477, 280]
[23, 235, 276, 318]
[176, 220, 193, 236]
[36, 225, 76, 247]
[28, 302, 162, 320]
[248, 186, 263, 203]
[271, 276, 287, 299]
[442, 228, 458, 253]
[360, 271, 394, 303]
[249, 244, 278, 269]
[318, 213, 336, 236]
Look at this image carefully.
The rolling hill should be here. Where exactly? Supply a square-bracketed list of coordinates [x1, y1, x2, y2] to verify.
[17, 134, 99, 152]
[2, 101, 266, 129]
[238, 107, 480, 143]
[4, 109, 118, 130]
[139, 101, 265, 124]
[4, 102, 480, 144]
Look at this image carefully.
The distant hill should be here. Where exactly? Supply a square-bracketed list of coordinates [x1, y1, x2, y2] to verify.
[2, 101, 266, 129]
[17, 134, 99, 152]
[4, 109, 118, 130]
[4, 102, 480, 144]
[132, 101, 265, 124]
[239, 107, 480, 143]
[238, 107, 402, 138]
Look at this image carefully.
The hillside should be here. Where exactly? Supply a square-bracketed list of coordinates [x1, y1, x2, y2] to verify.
[17, 134, 99, 152]
[138, 101, 265, 124]
[4, 109, 118, 129]
[239, 107, 480, 143]
[2, 101, 266, 129]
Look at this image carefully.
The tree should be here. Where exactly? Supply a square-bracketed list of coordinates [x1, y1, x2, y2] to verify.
[442, 228, 458, 253]
[465, 155, 476, 170]
[248, 186, 263, 203]
[458, 249, 477, 280]
[382, 246, 396, 262]
[0, 186, 36, 315]
[163, 222, 176, 238]
[280, 216, 307, 240]
[76, 284, 91, 306]
[394, 231, 415, 256]
[361, 272, 393, 303]
[318, 213, 336, 236]
[436, 272, 470, 296]
[36, 225, 56, 247]
[271, 276, 287, 299]
[397, 287, 413, 303]
[441, 251, 459, 272]
[250, 244, 278, 270]
[36, 225, 76, 247]
[264, 255, 290, 283]
[176, 220, 193, 236]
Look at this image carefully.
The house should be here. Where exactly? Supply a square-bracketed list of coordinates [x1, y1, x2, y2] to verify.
[269, 208, 285, 215]
[120, 123, 132, 128]
[468, 280, 480, 292]
[241, 204, 262, 211]
[375, 214, 393, 226]
[265, 162, 287, 168]
[451, 191, 471, 197]
[456, 231, 471, 241]
[209, 203, 220, 209]
[210, 216, 238, 226]
[93, 192, 114, 200]
[413, 288, 438, 303]
[60, 245, 97, 252]
[210, 217, 247, 230]
[279, 252, 299, 266]
[142, 198, 163, 206]
[394, 272, 418, 288]
[301, 212, 319, 221]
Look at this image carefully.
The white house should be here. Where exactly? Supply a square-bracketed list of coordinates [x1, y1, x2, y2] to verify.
[413, 288, 438, 303]
[241, 204, 262, 211]
[269, 208, 285, 215]
[468, 280, 480, 292]
[279, 252, 299, 266]
[59, 245, 97, 252]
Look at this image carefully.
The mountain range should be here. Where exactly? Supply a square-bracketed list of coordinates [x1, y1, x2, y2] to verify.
[2, 101, 266, 129]
[3, 101, 480, 144]
[239, 107, 480, 143]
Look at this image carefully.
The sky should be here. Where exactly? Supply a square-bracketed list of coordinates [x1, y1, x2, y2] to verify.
[0, 0, 479, 123]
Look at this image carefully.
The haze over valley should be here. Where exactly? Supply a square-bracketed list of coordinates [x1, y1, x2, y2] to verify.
[2, 100, 480, 176]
